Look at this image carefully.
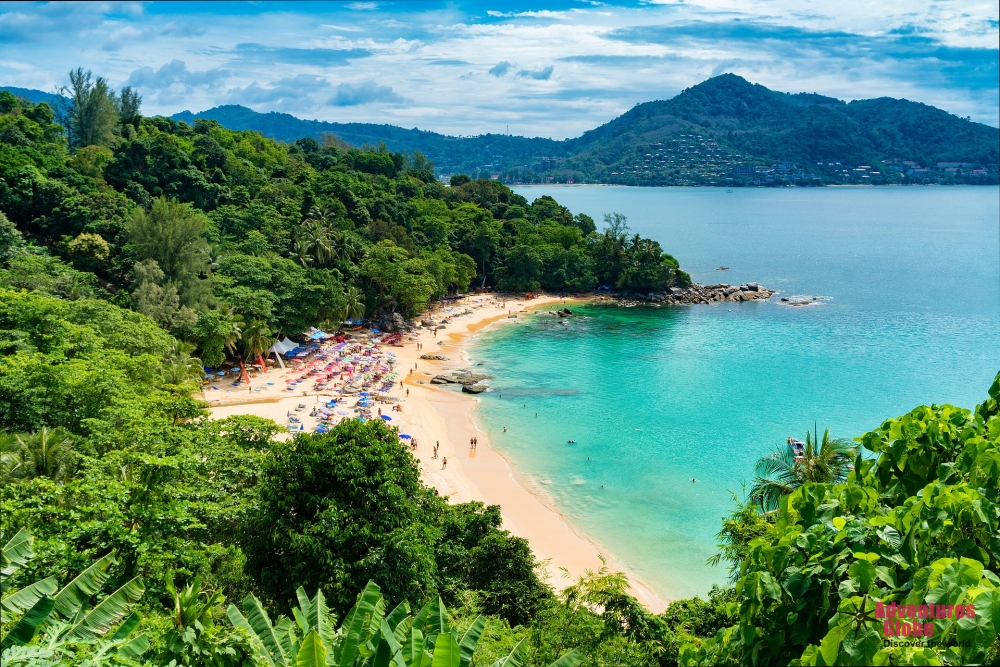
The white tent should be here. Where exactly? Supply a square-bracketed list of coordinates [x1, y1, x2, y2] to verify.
[269, 337, 298, 355]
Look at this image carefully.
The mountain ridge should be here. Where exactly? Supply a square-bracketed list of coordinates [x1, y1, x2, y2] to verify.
[4, 75, 997, 184]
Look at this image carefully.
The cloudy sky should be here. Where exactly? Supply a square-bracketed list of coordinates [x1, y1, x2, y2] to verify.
[1, 1, 997, 138]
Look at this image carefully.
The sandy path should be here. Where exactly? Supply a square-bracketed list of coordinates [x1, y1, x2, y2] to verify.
[205, 295, 668, 612]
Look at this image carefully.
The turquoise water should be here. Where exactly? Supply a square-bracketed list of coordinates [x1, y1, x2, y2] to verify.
[468, 186, 1000, 600]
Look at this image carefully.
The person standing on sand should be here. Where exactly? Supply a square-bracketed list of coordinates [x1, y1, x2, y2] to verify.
[442, 457, 447, 469]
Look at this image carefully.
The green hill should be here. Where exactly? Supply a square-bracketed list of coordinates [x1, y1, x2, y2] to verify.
[171, 104, 567, 176]
[554, 74, 999, 185]
[6, 75, 997, 185]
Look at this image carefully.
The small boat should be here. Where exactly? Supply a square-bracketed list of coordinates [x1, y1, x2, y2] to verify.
[716, 266, 729, 271]
[788, 438, 806, 459]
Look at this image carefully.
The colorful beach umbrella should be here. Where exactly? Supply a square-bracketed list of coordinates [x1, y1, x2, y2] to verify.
[380, 415, 392, 421]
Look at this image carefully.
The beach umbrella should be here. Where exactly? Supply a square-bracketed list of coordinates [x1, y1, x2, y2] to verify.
[359, 392, 370, 396]
[399, 434, 412, 439]
[380, 415, 392, 421]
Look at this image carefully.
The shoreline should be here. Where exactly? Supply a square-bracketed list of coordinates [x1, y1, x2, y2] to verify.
[205, 295, 669, 612]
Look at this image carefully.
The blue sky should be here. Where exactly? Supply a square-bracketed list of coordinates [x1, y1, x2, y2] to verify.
[1, 1, 997, 137]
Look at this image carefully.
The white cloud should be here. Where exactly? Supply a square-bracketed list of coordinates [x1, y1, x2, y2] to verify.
[1, 0, 995, 135]
[330, 80, 405, 106]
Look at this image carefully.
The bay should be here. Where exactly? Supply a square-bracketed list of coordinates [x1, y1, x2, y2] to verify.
[467, 186, 1000, 600]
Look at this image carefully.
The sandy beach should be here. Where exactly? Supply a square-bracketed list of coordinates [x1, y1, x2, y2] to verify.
[206, 295, 668, 612]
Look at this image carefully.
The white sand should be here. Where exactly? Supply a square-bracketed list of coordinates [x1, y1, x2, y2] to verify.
[205, 295, 667, 612]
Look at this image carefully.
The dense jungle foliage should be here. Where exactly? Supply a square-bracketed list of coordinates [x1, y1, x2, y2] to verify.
[2, 74, 998, 666]
[0, 77, 688, 354]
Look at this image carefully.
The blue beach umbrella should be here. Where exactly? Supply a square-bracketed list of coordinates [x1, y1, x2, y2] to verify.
[380, 415, 392, 421]
[399, 434, 412, 439]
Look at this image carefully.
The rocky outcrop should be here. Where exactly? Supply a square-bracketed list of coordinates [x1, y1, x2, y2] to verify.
[419, 354, 449, 361]
[462, 384, 488, 394]
[550, 308, 574, 317]
[375, 311, 410, 332]
[593, 282, 774, 306]
[431, 370, 493, 387]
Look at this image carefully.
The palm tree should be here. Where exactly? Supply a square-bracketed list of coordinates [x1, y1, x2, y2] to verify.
[344, 286, 365, 324]
[240, 319, 273, 360]
[748, 428, 857, 512]
[1, 434, 26, 484]
[14, 427, 77, 483]
[218, 306, 244, 356]
[293, 238, 314, 268]
[161, 339, 204, 385]
[299, 219, 333, 266]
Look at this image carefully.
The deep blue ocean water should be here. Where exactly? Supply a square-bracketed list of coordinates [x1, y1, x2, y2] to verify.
[467, 186, 1000, 600]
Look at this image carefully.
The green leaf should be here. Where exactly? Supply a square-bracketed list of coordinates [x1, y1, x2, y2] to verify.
[458, 615, 486, 667]
[493, 638, 527, 667]
[53, 554, 115, 618]
[0, 595, 55, 650]
[1, 528, 35, 577]
[339, 581, 383, 667]
[110, 611, 142, 640]
[758, 572, 783, 602]
[874, 566, 896, 588]
[842, 626, 881, 664]
[431, 632, 460, 667]
[385, 600, 411, 633]
[403, 628, 425, 667]
[818, 625, 845, 666]
[848, 560, 877, 592]
[546, 649, 583, 667]
[780, 567, 811, 598]
[1, 576, 58, 615]
[957, 614, 995, 656]
[973, 590, 1000, 629]
[832, 517, 847, 531]
[116, 633, 149, 658]
[296, 630, 327, 667]
[376, 617, 406, 667]
[229, 595, 286, 667]
[942, 560, 982, 588]
[228, 603, 277, 667]
[67, 576, 144, 639]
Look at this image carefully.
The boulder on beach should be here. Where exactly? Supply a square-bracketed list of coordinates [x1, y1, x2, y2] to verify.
[420, 354, 449, 361]
[462, 383, 488, 393]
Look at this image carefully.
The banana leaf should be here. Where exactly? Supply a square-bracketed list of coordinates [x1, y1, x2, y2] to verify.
[1, 576, 58, 616]
[0, 595, 55, 650]
[1, 528, 34, 577]
[53, 554, 115, 618]
[116, 633, 150, 658]
[337, 581, 384, 667]
[110, 611, 142, 641]
[296, 630, 326, 667]
[431, 632, 460, 667]
[228, 594, 288, 667]
[546, 649, 583, 667]
[67, 576, 144, 639]
[227, 604, 276, 667]
[458, 615, 486, 667]
[490, 638, 526, 667]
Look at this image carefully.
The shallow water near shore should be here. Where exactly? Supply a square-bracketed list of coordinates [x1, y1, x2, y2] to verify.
[468, 186, 1000, 600]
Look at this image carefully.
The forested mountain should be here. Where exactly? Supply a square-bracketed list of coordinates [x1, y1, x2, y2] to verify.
[7, 75, 997, 186]
[557, 74, 1000, 185]
[171, 104, 567, 177]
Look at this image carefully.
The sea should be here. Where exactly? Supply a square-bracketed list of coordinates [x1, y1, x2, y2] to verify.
[465, 186, 1000, 600]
